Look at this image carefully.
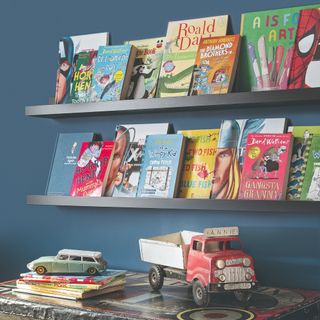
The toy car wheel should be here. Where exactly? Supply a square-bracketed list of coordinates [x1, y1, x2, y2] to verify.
[35, 266, 47, 275]
[148, 265, 164, 291]
[234, 290, 252, 303]
[87, 267, 98, 275]
[192, 280, 210, 307]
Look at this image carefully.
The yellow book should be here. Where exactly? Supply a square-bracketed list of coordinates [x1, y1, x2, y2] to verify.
[157, 16, 228, 98]
[178, 129, 220, 198]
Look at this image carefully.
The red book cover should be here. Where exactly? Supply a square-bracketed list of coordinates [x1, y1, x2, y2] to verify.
[238, 133, 293, 200]
[70, 141, 114, 197]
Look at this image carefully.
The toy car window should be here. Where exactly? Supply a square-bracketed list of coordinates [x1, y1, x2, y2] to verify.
[83, 257, 95, 262]
[226, 240, 242, 250]
[57, 255, 68, 260]
[69, 256, 82, 261]
[204, 241, 223, 253]
[192, 240, 202, 251]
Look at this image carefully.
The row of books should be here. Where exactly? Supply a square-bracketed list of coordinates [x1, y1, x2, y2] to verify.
[55, 5, 320, 105]
[13, 270, 126, 300]
[46, 121, 320, 201]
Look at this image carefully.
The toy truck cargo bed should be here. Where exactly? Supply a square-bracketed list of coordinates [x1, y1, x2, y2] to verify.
[139, 231, 201, 270]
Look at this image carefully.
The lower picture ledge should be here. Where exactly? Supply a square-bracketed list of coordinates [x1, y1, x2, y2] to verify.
[26, 195, 320, 213]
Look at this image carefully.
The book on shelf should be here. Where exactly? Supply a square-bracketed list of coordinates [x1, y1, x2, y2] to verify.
[70, 141, 115, 197]
[288, 8, 320, 89]
[55, 32, 109, 104]
[20, 269, 126, 285]
[105, 123, 170, 197]
[137, 134, 186, 198]
[178, 129, 220, 198]
[239, 5, 317, 92]
[125, 37, 165, 99]
[300, 135, 320, 201]
[238, 133, 293, 200]
[157, 15, 229, 98]
[90, 45, 137, 102]
[211, 118, 287, 199]
[191, 35, 241, 95]
[46, 133, 101, 196]
[70, 51, 96, 103]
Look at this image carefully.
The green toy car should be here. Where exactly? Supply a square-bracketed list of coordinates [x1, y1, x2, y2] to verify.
[27, 249, 107, 275]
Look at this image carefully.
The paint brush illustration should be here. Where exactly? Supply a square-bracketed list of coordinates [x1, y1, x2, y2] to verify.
[258, 36, 271, 89]
[273, 45, 284, 86]
[248, 42, 263, 90]
[278, 47, 294, 89]
[268, 46, 274, 84]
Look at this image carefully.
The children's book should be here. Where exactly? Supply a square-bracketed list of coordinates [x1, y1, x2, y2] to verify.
[137, 134, 186, 198]
[106, 123, 170, 197]
[178, 129, 219, 198]
[288, 8, 320, 89]
[55, 32, 109, 104]
[211, 118, 287, 199]
[238, 133, 293, 200]
[191, 35, 241, 95]
[90, 45, 137, 102]
[46, 133, 101, 196]
[157, 15, 229, 98]
[70, 51, 95, 103]
[239, 5, 317, 92]
[300, 136, 320, 201]
[70, 141, 114, 197]
[125, 37, 165, 99]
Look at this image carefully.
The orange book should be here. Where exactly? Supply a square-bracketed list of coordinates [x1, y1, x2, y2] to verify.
[191, 35, 241, 95]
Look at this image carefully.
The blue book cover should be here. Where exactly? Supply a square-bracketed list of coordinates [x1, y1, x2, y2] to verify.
[90, 45, 136, 102]
[137, 134, 186, 198]
[46, 132, 100, 196]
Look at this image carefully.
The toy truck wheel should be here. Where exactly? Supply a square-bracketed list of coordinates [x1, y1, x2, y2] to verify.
[148, 265, 164, 291]
[234, 290, 252, 303]
[87, 267, 98, 275]
[192, 280, 210, 307]
[35, 266, 47, 275]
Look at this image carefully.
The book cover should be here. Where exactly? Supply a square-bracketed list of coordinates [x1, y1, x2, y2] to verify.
[287, 135, 313, 200]
[46, 133, 100, 196]
[300, 136, 320, 201]
[288, 8, 320, 89]
[55, 32, 109, 104]
[70, 51, 95, 103]
[191, 35, 241, 95]
[70, 141, 114, 197]
[239, 5, 317, 92]
[211, 118, 287, 199]
[178, 129, 219, 198]
[105, 123, 170, 197]
[288, 125, 320, 137]
[137, 134, 186, 198]
[20, 270, 126, 285]
[157, 15, 229, 98]
[125, 37, 165, 99]
[90, 45, 137, 102]
[238, 133, 293, 200]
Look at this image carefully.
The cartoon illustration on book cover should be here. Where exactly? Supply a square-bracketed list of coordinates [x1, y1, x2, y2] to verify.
[238, 133, 292, 200]
[239, 5, 318, 92]
[288, 8, 320, 89]
[126, 37, 165, 99]
[306, 166, 320, 200]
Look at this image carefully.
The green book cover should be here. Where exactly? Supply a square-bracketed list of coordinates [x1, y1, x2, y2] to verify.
[239, 4, 317, 92]
[300, 136, 320, 201]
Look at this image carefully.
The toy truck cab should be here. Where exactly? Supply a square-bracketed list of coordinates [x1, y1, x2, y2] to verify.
[187, 228, 256, 306]
[140, 227, 256, 307]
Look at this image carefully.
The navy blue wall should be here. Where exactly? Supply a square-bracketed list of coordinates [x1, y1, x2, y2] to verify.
[1, 0, 320, 291]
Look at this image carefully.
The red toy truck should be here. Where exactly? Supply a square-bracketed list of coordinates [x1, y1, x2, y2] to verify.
[139, 227, 256, 306]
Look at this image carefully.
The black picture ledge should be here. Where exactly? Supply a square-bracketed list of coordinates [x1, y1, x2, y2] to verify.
[26, 195, 320, 213]
[25, 88, 320, 118]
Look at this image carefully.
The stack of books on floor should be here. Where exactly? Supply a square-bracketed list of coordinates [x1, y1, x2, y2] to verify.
[13, 269, 126, 300]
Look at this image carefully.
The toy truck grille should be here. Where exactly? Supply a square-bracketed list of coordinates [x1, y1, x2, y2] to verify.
[215, 266, 251, 283]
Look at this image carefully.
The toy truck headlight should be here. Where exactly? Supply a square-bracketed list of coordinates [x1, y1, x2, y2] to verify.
[218, 274, 226, 282]
[215, 259, 225, 269]
[245, 273, 252, 280]
[243, 257, 251, 267]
